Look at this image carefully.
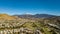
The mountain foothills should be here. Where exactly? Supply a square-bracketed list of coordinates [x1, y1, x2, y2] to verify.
[0, 14, 60, 34]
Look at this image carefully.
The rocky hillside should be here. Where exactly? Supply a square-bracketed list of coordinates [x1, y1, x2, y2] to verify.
[0, 14, 60, 34]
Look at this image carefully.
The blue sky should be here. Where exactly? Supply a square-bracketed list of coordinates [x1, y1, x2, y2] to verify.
[0, 0, 60, 15]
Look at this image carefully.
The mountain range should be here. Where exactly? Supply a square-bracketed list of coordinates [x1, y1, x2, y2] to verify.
[0, 14, 59, 34]
[13, 14, 57, 18]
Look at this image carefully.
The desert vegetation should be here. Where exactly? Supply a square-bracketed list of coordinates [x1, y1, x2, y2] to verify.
[0, 14, 59, 34]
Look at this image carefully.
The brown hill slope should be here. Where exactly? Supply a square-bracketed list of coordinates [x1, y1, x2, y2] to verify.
[0, 14, 18, 20]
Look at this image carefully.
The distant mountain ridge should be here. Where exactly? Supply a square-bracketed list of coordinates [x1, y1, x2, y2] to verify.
[13, 14, 56, 18]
